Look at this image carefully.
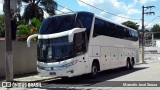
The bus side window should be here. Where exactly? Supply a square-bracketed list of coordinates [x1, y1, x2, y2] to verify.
[76, 13, 93, 40]
[93, 18, 104, 37]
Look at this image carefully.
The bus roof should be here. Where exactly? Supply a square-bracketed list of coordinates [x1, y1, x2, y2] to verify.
[46, 11, 138, 32]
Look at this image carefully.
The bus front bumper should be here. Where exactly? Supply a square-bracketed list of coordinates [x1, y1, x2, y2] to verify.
[37, 67, 75, 78]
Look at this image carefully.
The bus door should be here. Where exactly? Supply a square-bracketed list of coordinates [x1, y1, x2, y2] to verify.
[74, 32, 89, 75]
[101, 47, 110, 70]
[110, 47, 119, 68]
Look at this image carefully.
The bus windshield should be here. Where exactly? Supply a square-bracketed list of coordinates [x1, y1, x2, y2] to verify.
[39, 14, 76, 34]
[37, 33, 88, 62]
[37, 12, 93, 62]
[37, 36, 74, 62]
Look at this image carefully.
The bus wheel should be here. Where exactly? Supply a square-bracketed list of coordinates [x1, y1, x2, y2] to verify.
[129, 58, 134, 69]
[126, 60, 130, 70]
[91, 63, 98, 78]
[61, 77, 68, 80]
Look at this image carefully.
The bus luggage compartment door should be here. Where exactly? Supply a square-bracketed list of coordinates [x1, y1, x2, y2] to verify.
[100, 47, 110, 70]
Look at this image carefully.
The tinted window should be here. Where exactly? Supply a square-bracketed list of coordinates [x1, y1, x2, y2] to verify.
[93, 17, 138, 41]
[93, 18, 103, 36]
[75, 12, 94, 40]
[37, 36, 74, 62]
[112, 24, 121, 38]
[73, 32, 87, 55]
[93, 18, 110, 37]
[39, 14, 76, 34]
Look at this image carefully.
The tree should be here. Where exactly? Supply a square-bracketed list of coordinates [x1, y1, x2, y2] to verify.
[122, 21, 139, 30]
[150, 24, 160, 39]
[18, 0, 57, 23]
[0, 14, 5, 37]
[40, 0, 57, 15]
[22, 1, 44, 23]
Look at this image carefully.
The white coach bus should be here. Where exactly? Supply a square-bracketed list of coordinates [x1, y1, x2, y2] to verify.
[27, 11, 139, 78]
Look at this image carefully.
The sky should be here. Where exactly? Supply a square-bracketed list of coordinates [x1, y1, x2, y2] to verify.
[0, 0, 160, 29]
[54, 0, 160, 29]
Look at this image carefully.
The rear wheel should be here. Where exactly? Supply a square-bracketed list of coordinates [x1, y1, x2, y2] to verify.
[129, 59, 134, 69]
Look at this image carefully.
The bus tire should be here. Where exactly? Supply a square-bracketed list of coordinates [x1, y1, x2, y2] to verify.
[90, 62, 98, 78]
[125, 59, 130, 70]
[61, 77, 68, 80]
[130, 58, 134, 69]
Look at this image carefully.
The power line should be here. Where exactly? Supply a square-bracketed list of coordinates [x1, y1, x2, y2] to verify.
[145, 16, 160, 27]
[78, 0, 140, 20]
[58, 4, 74, 12]
[55, 8, 67, 14]
[137, 20, 142, 24]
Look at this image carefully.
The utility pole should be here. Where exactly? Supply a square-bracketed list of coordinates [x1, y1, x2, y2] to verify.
[151, 32, 154, 46]
[142, 6, 155, 63]
[3, 0, 13, 81]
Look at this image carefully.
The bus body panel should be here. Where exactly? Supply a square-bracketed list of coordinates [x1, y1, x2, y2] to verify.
[74, 53, 90, 76]
[89, 29, 139, 70]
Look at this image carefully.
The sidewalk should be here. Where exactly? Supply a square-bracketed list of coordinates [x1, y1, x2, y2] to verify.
[14, 74, 55, 82]
[0, 38, 5, 40]
[0, 74, 56, 82]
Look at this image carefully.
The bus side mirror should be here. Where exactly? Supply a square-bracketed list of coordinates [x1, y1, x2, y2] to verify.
[27, 34, 38, 47]
[68, 28, 86, 42]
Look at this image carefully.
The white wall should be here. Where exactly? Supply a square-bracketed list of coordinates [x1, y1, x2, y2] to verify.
[0, 41, 37, 78]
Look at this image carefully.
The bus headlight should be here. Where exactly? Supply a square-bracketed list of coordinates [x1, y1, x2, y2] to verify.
[53, 66, 64, 70]
[62, 60, 78, 68]
[37, 65, 64, 71]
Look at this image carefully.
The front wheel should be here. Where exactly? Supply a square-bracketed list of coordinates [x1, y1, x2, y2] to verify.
[90, 63, 98, 78]
[61, 77, 68, 80]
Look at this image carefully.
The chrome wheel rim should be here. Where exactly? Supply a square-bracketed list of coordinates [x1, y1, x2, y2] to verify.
[92, 66, 97, 75]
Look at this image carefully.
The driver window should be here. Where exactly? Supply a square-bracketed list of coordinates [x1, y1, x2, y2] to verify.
[74, 32, 87, 55]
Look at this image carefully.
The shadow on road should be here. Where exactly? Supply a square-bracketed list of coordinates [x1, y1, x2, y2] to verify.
[42, 67, 148, 87]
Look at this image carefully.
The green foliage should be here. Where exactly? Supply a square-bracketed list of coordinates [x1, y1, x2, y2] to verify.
[17, 24, 29, 41]
[31, 18, 41, 29]
[16, 18, 41, 41]
[151, 24, 160, 32]
[17, 24, 29, 35]
[122, 21, 139, 30]
[150, 24, 160, 39]
[0, 14, 5, 37]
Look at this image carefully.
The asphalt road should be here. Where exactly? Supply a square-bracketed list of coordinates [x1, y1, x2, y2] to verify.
[1, 54, 160, 90]
[39, 59, 160, 90]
